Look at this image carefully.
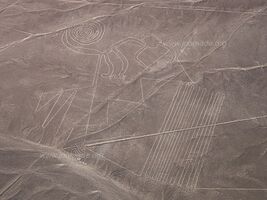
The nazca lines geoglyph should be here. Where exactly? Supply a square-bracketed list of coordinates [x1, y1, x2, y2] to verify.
[61, 20, 144, 81]
[60, 19, 226, 189]
[141, 83, 225, 189]
[61, 20, 174, 82]
[64, 21, 105, 47]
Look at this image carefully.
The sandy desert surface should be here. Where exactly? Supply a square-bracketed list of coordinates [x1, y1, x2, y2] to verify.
[0, 0, 267, 199]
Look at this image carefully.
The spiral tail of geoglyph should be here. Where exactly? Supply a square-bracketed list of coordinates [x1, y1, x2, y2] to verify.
[67, 21, 105, 46]
[141, 83, 225, 189]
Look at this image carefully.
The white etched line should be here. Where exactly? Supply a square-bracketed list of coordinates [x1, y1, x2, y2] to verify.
[83, 1, 267, 15]
[107, 37, 145, 78]
[84, 114, 267, 149]
[176, 92, 215, 186]
[189, 94, 223, 188]
[53, 90, 78, 146]
[61, 31, 100, 56]
[102, 53, 114, 78]
[191, 94, 225, 189]
[40, 90, 63, 126]
[162, 87, 206, 183]
[198, 94, 225, 160]
[140, 82, 182, 176]
[136, 43, 170, 69]
[157, 85, 198, 182]
[41, 91, 77, 145]
[170, 88, 207, 185]
[149, 84, 190, 179]
[196, 187, 267, 191]
[113, 47, 129, 80]
[186, 94, 221, 189]
[184, 93, 219, 188]
[145, 83, 184, 178]
[169, 85, 204, 183]
[41, 89, 64, 128]
[201, 94, 225, 153]
[35, 92, 43, 112]
[106, 99, 110, 125]
[68, 20, 105, 46]
[134, 45, 148, 68]
[63, 128, 74, 145]
[113, 98, 142, 105]
[86, 148, 139, 176]
[153, 84, 193, 180]
[175, 31, 195, 83]
[151, 84, 191, 179]
[112, 37, 145, 49]
[158, 85, 198, 183]
[174, 89, 207, 174]
[92, 53, 102, 87]
[142, 5, 267, 15]
[183, 93, 220, 188]
[106, 51, 116, 79]
[65, 74, 182, 147]
[85, 54, 102, 135]
[190, 111, 222, 189]
[146, 83, 184, 178]
[176, 92, 216, 186]
[140, 78, 145, 102]
[160, 92, 199, 183]
[61, 20, 105, 55]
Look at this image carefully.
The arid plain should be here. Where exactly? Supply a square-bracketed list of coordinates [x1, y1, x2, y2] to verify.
[0, 0, 267, 199]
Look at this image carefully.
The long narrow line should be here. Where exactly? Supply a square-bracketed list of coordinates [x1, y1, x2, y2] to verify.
[151, 84, 193, 179]
[160, 87, 201, 183]
[82, 1, 267, 16]
[42, 90, 75, 128]
[41, 90, 63, 128]
[189, 103, 223, 189]
[63, 128, 74, 145]
[53, 90, 78, 146]
[142, 5, 267, 15]
[35, 92, 43, 112]
[84, 114, 267, 148]
[144, 83, 183, 177]
[65, 73, 183, 146]
[199, 94, 225, 159]
[170, 89, 207, 184]
[154, 84, 195, 181]
[174, 93, 214, 186]
[191, 94, 225, 189]
[152, 84, 194, 180]
[92, 53, 103, 87]
[85, 54, 102, 135]
[141, 83, 182, 176]
[158, 85, 200, 182]
[157, 85, 198, 182]
[114, 47, 129, 78]
[148, 84, 190, 179]
[172, 89, 208, 185]
[186, 97, 222, 189]
[86, 148, 139, 176]
[188, 94, 223, 188]
[162, 88, 206, 183]
[176, 92, 216, 186]
[196, 187, 267, 191]
[183, 93, 220, 188]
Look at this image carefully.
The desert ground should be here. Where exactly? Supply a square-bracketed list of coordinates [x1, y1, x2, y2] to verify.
[0, 0, 266, 199]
